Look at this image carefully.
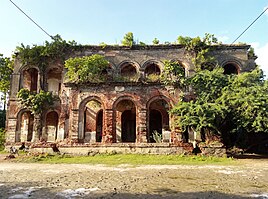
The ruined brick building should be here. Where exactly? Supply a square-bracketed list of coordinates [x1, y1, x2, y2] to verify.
[5, 44, 256, 153]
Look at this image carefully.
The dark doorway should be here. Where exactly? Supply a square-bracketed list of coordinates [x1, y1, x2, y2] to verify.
[149, 110, 162, 143]
[96, 110, 103, 142]
[121, 110, 136, 142]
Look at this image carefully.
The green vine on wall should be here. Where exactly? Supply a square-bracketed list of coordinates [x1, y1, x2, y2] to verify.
[17, 88, 54, 114]
[15, 35, 77, 70]
[160, 60, 186, 88]
[177, 33, 220, 71]
[64, 54, 110, 83]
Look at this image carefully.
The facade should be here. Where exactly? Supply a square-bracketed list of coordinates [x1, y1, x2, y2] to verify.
[5, 44, 256, 149]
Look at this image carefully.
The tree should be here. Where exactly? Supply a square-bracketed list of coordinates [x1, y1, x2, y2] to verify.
[171, 67, 268, 148]
[171, 67, 229, 136]
[152, 38, 160, 45]
[121, 32, 135, 47]
[0, 54, 14, 111]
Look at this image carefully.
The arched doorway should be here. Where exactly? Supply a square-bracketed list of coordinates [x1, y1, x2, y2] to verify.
[82, 100, 103, 143]
[17, 111, 34, 142]
[149, 109, 162, 142]
[121, 110, 136, 142]
[148, 98, 170, 143]
[115, 99, 136, 142]
[45, 111, 59, 142]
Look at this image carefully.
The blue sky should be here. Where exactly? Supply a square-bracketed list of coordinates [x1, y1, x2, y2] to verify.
[0, 0, 268, 75]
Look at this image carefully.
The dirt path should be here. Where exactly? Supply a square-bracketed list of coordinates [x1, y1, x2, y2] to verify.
[0, 155, 268, 198]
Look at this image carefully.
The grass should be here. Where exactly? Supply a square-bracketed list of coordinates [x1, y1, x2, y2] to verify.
[13, 153, 235, 166]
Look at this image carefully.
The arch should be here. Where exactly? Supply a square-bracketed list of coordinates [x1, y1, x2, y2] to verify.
[46, 67, 62, 95]
[223, 63, 239, 74]
[16, 109, 34, 142]
[168, 59, 188, 77]
[44, 111, 59, 142]
[114, 97, 137, 143]
[221, 60, 242, 75]
[141, 59, 164, 71]
[118, 60, 140, 81]
[78, 96, 104, 143]
[147, 96, 171, 143]
[143, 60, 162, 82]
[149, 109, 162, 142]
[22, 68, 38, 92]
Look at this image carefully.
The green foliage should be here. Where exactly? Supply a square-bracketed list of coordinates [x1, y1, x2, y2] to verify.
[121, 32, 135, 47]
[160, 60, 186, 87]
[152, 130, 162, 143]
[152, 38, 160, 45]
[171, 67, 268, 146]
[0, 55, 14, 94]
[15, 34, 77, 69]
[17, 89, 54, 114]
[190, 67, 229, 101]
[139, 41, 146, 46]
[145, 73, 160, 82]
[65, 54, 109, 83]
[219, 68, 268, 133]
[0, 128, 5, 151]
[177, 33, 219, 70]
[99, 42, 107, 48]
[247, 47, 256, 58]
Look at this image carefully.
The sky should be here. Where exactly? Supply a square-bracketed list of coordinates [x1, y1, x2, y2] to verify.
[0, 0, 268, 76]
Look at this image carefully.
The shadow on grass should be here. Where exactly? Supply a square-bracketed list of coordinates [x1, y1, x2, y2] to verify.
[0, 182, 254, 199]
[232, 153, 268, 160]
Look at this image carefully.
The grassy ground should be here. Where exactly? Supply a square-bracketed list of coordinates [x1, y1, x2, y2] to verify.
[12, 153, 235, 166]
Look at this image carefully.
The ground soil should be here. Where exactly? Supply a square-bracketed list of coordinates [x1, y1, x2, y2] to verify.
[0, 154, 268, 199]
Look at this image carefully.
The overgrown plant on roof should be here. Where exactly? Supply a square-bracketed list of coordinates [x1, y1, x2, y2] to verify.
[64, 54, 110, 83]
[15, 34, 77, 70]
[177, 33, 220, 71]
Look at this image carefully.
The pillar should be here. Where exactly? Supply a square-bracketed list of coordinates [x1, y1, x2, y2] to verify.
[136, 108, 147, 143]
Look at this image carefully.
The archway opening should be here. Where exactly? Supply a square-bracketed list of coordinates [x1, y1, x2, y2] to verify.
[121, 110, 136, 142]
[145, 63, 161, 82]
[47, 68, 62, 95]
[120, 63, 138, 81]
[23, 68, 38, 92]
[45, 111, 59, 142]
[149, 110, 162, 143]
[223, 63, 238, 75]
[17, 111, 34, 142]
[83, 100, 103, 142]
[96, 110, 103, 142]
[115, 99, 136, 142]
[148, 99, 169, 143]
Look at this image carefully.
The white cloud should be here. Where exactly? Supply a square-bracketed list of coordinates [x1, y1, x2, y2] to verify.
[251, 42, 268, 78]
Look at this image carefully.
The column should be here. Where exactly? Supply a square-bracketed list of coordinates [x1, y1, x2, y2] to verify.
[136, 108, 147, 143]
[103, 109, 113, 143]
[32, 114, 41, 142]
[70, 109, 79, 142]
